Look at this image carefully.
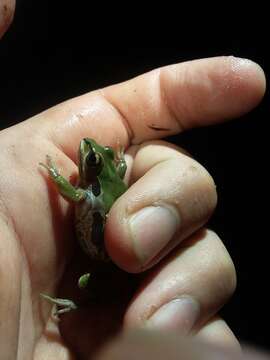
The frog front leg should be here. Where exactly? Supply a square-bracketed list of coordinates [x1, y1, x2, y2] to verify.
[115, 145, 127, 179]
[40, 155, 86, 202]
[40, 155, 87, 315]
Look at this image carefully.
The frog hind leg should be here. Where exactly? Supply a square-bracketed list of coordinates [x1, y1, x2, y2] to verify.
[40, 293, 78, 315]
[40, 274, 91, 315]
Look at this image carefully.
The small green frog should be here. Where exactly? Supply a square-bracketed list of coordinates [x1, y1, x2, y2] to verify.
[40, 138, 127, 314]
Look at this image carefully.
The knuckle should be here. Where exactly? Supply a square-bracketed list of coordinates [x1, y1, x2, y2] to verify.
[174, 158, 217, 223]
[194, 162, 217, 215]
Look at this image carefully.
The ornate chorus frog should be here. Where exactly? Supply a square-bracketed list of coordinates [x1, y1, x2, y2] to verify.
[40, 138, 127, 314]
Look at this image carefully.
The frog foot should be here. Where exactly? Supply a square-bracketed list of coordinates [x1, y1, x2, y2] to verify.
[40, 293, 77, 316]
[115, 142, 127, 179]
[78, 273, 91, 289]
[39, 155, 86, 202]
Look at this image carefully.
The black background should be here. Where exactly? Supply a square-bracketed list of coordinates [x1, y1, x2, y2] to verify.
[0, 1, 269, 351]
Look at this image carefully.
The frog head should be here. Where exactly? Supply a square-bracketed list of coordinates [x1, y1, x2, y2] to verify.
[78, 138, 116, 187]
[78, 139, 101, 186]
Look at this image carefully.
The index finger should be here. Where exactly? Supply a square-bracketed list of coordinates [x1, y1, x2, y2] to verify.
[32, 56, 265, 161]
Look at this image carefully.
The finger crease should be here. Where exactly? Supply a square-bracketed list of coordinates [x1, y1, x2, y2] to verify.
[98, 89, 135, 145]
[159, 69, 185, 133]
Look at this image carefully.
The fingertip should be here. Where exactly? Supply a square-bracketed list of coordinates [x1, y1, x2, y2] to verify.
[105, 146, 218, 274]
[228, 56, 266, 113]
[162, 56, 266, 129]
[105, 207, 139, 273]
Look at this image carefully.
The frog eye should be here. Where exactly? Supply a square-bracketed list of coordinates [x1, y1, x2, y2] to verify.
[86, 151, 102, 167]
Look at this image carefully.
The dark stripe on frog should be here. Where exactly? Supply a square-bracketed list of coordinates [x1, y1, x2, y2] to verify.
[91, 212, 104, 246]
[92, 180, 101, 196]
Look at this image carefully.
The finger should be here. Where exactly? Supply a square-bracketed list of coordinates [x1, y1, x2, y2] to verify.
[95, 330, 246, 360]
[195, 316, 241, 352]
[123, 229, 236, 338]
[0, 0, 15, 38]
[103, 56, 265, 143]
[105, 140, 217, 272]
[27, 56, 265, 161]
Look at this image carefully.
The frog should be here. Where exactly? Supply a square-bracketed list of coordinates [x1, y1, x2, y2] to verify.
[40, 138, 127, 314]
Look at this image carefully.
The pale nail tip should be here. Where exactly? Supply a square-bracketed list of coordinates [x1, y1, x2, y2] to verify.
[146, 296, 200, 334]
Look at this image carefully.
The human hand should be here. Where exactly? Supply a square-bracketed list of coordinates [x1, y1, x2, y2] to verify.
[0, 57, 265, 359]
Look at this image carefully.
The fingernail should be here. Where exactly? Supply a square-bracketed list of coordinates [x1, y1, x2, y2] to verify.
[146, 296, 200, 334]
[129, 205, 180, 266]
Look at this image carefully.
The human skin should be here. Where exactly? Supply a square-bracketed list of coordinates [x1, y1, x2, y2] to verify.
[0, 0, 15, 38]
[0, 56, 265, 359]
[95, 330, 270, 360]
